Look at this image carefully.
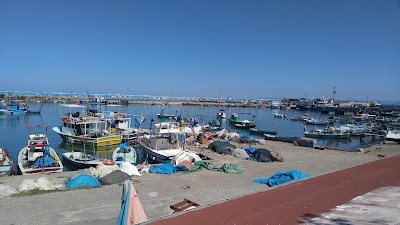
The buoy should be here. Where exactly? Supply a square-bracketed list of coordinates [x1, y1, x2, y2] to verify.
[103, 159, 115, 165]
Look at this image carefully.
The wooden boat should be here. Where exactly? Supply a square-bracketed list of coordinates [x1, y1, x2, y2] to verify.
[137, 122, 202, 164]
[216, 109, 226, 119]
[61, 151, 102, 169]
[273, 113, 286, 119]
[234, 120, 257, 129]
[290, 114, 309, 121]
[338, 123, 373, 136]
[249, 128, 277, 135]
[17, 134, 63, 175]
[0, 147, 15, 176]
[0, 102, 27, 115]
[26, 105, 43, 115]
[52, 104, 122, 147]
[264, 134, 298, 143]
[386, 130, 400, 143]
[228, 113, 242, 124]
[157, 108, 177, 120]
[304, 118, 330, 126]
[112, 143, 137, 165]
[270, 101, 281, 109]
[102, 106, 147, 143]
[229, 113, 256, 125]
[208, 119, 222, 130]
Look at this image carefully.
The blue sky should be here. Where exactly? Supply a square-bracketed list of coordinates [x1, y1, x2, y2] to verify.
[1, 0, 399, 101]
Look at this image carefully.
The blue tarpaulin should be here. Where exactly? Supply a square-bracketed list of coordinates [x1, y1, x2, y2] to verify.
[252, 170, 309, 187]
[149, 162, 177, 174]
[65, 174, 101, 189]
[244, 148, 257, 156]
[149, 162, 190, 174]
[134, 117, 141, 127]
[44, 146, 51, 157]
[118, 143, 130, 153]
[33, 157, 56, 168]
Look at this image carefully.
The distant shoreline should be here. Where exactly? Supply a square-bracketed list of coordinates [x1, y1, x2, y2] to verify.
[1, 92, 399, 109]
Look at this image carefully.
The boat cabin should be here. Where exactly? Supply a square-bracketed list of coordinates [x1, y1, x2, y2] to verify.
[27, 134, 49, 162]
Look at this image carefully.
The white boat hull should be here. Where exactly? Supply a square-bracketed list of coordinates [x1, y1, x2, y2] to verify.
[386, 130, 400, 143]
[112, 146, 137, 165]
[18, 146, 63, 175]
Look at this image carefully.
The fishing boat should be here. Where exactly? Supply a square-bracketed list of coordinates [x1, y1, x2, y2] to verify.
[228, 113, 242, 124]
[26, 105, 43, 115]
[386, 130, 400, 143]
[0, 147, 14, 176]
[17, 133, 63, 175]
[0, 102, 27, 115]
[304, 127, 350, 139]
[217, 109, 227, 119]
[137, 122, 202, 164]
[273, 113, 286, 119]
[208, 119, 222, 130]
[249, 128, 277, 136]
[52, 104, 122, 147]
[102, 106, 147, 143]
[61, 151, 103, 169]
[270, 101, 281, 109]
[304, 118, 330, 126]
[216, 86, 226, 119]
[264, 134, 298, 143]
[234, 120, 257, 129]
[229, 112, 256, 125]
[338, 123, 373, 136]
[157, 108, 177, 120]
[297, 98, 314, 110]
[290, 114, 309, 121]
[0, 108, 13, 115]
[61, 134, 104, 169]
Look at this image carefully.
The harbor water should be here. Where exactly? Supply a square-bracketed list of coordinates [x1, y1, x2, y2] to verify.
[0, 103, 383, 172]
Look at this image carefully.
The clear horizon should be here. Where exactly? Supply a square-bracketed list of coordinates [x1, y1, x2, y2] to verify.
[1, 1, 399, 101]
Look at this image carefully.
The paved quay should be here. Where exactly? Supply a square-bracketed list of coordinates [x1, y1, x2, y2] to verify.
[0, 140, 399, 225]
[150, 146, 400, 225]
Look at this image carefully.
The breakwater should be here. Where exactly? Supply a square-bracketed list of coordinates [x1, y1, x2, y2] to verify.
[1, 94, 400, 114]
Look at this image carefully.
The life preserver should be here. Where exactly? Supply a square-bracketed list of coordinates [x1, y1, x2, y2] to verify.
[103, 159, 115, 165]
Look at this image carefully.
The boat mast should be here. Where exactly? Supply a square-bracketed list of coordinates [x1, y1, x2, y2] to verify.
[218, 85, 223, 110]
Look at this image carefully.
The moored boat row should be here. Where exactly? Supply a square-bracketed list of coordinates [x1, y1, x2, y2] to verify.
[2, 101, 398, 177]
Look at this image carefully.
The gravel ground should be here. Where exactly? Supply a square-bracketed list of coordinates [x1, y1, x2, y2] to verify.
[0, 140, 399, 225]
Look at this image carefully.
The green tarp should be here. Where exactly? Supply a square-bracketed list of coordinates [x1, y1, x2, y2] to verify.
[207, 141, 236, 152]
[192, 161, 244, 174]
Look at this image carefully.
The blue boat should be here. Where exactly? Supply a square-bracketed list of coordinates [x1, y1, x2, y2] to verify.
[0, 102, 26, 115]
